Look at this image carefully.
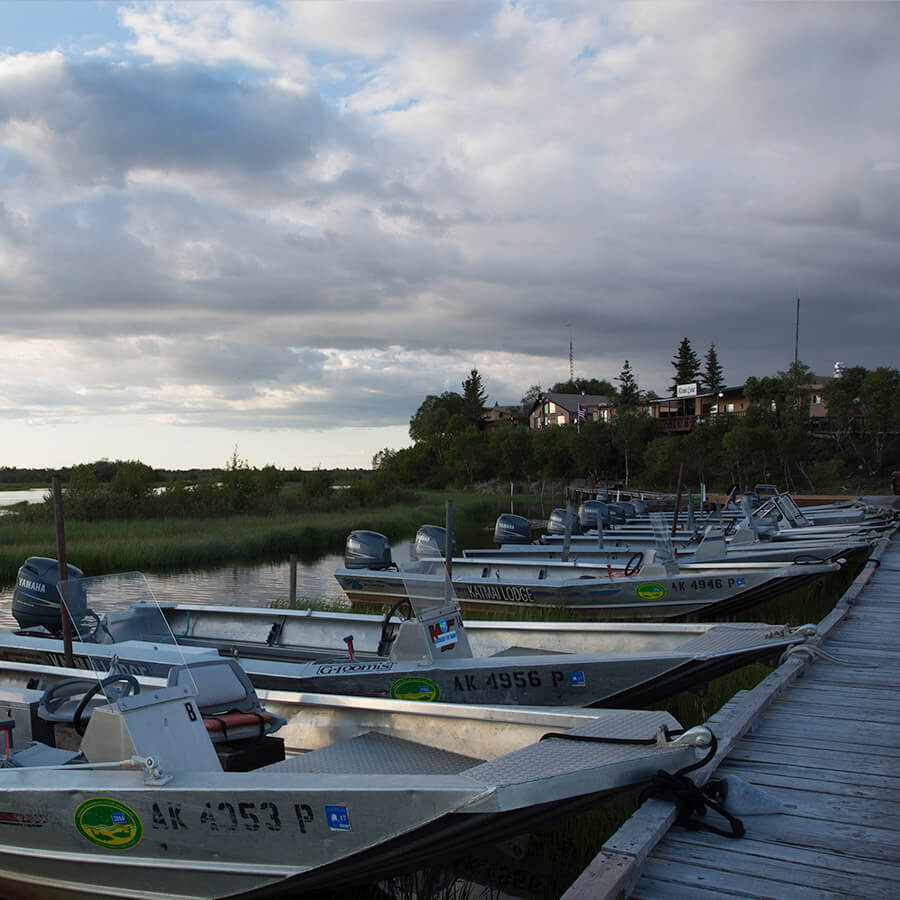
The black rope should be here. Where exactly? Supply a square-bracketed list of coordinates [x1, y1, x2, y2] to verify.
[639, 731, 745, 839]
[866, 558, 881, 568]
[208, 715, 229, 742]
[539, 725, 684, 746]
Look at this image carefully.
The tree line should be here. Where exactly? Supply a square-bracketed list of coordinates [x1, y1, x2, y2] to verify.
[371, 342, 900, 496]
[3, 340, 897, 523]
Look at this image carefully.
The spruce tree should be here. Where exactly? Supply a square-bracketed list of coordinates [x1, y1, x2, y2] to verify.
[702, 344, 725, 393]
[461, 368, 488, 428]
[615, 360, 641, 409]
[670, 337, 701, 394]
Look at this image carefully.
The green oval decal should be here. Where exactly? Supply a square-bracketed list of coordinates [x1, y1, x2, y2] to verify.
[636, 582, 665, 602]
[390, 676, 441, 702]
[75, 798, 142, 850]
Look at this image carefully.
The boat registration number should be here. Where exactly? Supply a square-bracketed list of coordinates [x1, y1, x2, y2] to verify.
[153, 800, 316, 834]
[670, 578, 736, 592]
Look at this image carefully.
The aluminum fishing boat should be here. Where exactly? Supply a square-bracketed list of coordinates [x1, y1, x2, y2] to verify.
[2, 562, 813, 709]
[335, 529, 840, 619]
[0, 574, 712, 900]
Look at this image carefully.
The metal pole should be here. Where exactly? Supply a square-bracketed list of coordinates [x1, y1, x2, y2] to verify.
[671, 463, 685, 538]
[562, 500, 572, 562]
[52, 475, 74, 667]
[444, 500, 454, 602]
[289, 553, 297, 609]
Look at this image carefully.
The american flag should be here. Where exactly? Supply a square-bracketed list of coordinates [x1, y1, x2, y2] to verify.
[577, 404, 586, 422]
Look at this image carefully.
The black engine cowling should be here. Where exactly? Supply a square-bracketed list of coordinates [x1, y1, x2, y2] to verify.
[412, 525, 457, 560]
[493, 514, 532, 545]
[579, 500, 610, 530]
[547, 508, 582, 536]
[344, 530, 393, 570]
[12, 557, 87, 633]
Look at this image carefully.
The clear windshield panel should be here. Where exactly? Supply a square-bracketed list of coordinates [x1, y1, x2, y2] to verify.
[396, 561, 472, 660]
[56, 572, 198, 706]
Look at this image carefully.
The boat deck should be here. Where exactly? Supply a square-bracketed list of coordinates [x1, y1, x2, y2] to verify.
[563, 517, 899, 899]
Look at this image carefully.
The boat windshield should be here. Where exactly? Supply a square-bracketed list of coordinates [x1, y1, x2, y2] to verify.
[396, 561, 473, 660]
[57, 572, 199, 704]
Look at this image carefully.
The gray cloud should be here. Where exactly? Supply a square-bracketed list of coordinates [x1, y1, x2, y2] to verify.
[0, 1, 898, 467]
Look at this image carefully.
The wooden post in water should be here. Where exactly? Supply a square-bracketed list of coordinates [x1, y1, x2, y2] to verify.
[289, 554, 297, 609]
[52, 475, 74, 667]
[562, 500, 573, 562]
[671, 463, 685, 538]
[444, 500, 454, 602]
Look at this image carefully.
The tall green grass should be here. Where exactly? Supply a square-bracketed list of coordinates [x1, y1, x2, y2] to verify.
[0, 493, 507, 585]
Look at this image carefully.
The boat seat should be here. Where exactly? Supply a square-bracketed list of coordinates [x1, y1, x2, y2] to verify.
[166, 658, 286, 744]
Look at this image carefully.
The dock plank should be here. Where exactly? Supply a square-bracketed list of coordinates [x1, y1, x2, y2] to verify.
[563, 524, 900, 900]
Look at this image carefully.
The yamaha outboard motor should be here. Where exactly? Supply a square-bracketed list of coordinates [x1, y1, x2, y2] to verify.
[493, 514, 532, 545]
[606, 504, 627, 525]
[617, 501, 637, 520]
[412, 525, 457, 560]
[579, 500, 610, 530]
[344, 530, 393, 570]
[631, 498, 650, 516]
[547, 508, 582, 536]
[12, 557, 87, 633]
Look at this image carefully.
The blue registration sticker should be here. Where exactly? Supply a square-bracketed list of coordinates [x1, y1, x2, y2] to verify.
[325, 805, 351, 831]
[737, 577, 745, 586]
[569, 671, 586, 687]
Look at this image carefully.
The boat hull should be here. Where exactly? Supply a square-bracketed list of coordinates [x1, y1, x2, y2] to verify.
[334, 562, 838, 620]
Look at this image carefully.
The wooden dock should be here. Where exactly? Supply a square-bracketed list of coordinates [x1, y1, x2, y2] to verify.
[564, 519, 899, 900]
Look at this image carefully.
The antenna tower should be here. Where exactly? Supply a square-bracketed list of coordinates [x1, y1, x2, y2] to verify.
[566, 323, 574, 382]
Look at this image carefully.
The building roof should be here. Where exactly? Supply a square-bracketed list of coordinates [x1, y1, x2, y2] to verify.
[530, 393, 615, 415]
[489, 403, 525, 416]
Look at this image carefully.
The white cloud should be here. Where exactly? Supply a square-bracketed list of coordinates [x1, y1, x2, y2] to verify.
[0, 1, 898, 468]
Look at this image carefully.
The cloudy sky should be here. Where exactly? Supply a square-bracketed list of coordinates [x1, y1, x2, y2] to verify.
[1, 1, 898, 470]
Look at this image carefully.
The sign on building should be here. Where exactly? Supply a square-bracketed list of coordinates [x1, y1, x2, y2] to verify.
[676, 382, 698, 398]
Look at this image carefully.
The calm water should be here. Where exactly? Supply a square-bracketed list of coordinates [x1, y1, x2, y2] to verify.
[0, 539, 420, 631]
[0, 488, 48, 506]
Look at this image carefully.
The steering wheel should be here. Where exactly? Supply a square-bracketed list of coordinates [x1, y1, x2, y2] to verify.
[624, 552, 644, 577]
[72, 675, 140, 735]
[377, 598, 414, 656]
[39, 674, 140, 735]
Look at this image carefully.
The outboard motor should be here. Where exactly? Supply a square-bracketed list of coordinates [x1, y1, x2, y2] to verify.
[12, 557, 87, 633]
[579, 500, 610, 530]
[344, 530, 393, 570]
[606, 505, 627, 525]
[618, 501, 637, 520]
[631, 498, 650, 516]
[412, 525, 457, 560]
[493, 514, 532, 545]
[547, 508, 582, 536]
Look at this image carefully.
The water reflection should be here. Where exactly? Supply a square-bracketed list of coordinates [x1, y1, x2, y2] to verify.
[0, 540, 419, 630]
[0, 488, 49, 507]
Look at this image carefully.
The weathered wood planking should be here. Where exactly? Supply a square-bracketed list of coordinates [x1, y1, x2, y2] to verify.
[563, 520, 900, 900]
